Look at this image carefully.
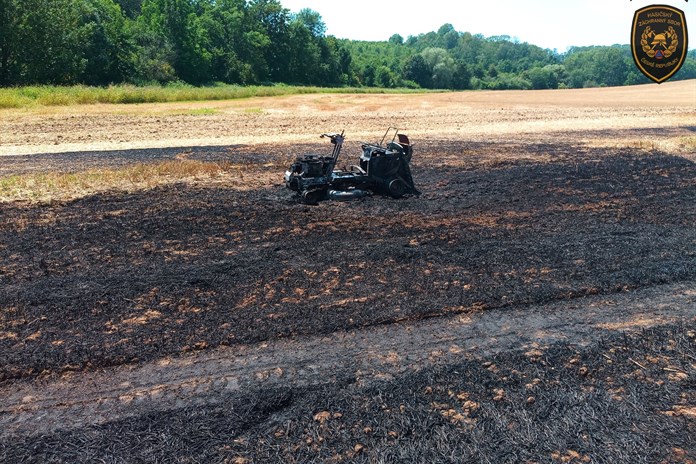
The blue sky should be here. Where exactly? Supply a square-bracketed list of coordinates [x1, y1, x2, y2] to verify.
[280, 0, 694, 52]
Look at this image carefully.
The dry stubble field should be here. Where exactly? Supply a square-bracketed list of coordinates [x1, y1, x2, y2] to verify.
[1, 81, 696, 463]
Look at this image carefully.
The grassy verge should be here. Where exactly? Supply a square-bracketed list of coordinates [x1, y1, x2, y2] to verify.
[0, 160, 238, 202]
[587, 135, 696, 155]
[0, 84, 434, 109]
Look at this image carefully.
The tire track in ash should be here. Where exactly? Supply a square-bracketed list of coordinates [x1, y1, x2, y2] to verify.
[1, 282, 695, 439]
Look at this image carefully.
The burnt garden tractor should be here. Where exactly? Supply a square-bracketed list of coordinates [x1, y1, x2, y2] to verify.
[284, 127, 420, 204]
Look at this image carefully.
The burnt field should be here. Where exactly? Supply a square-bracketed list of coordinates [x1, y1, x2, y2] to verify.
[3, 323, 695, 463]
[1, 85, 696, 462]
[1, 135, 695, 381]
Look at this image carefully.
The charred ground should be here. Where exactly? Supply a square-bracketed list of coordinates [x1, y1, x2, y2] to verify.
[1, 135, 695, 383]
[2, 323, 694, 463]
[1, 83, 695, 463]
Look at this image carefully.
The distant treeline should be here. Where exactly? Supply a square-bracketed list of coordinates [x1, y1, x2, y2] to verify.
[1, 0, 694, 89]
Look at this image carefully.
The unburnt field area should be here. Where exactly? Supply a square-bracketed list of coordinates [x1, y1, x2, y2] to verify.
[1, 81, 695, 462]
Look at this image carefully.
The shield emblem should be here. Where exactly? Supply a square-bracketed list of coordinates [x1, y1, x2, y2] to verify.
[632, 5, 688, 84]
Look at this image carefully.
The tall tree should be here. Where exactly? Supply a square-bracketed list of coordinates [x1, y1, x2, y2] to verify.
[286, 15, 319, 83]
[451, 60, 471, 90]
[199, 0, 249, 83]
[0, 0, 18, 85]
[403, 54, 431, 88]
[248, 0, 288, 82]
[389, 34, 403, 45]
[81, 0, 134, 85]
[294, 8, 325, 37]
[139, 0, 211, 84]
[421, 47, 455, 88]
[15, 0, 89, 84]
[114, 0, 142, 18]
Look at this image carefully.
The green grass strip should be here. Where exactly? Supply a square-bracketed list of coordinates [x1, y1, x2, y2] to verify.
[0, 84, 436, 109]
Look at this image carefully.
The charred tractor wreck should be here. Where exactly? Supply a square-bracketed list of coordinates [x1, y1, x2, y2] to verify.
[284, 128, 420, 204]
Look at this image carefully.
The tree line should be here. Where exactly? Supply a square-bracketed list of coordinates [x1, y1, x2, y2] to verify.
[0, 0, 353, 86]
[349, 24, 696, 89]
[0, 0, 694, 89]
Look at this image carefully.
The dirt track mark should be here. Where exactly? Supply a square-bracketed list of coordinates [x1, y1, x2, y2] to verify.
[1, 281, 694, 439]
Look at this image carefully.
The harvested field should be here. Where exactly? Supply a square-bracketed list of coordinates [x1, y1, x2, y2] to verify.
[1, 81, 695, 462]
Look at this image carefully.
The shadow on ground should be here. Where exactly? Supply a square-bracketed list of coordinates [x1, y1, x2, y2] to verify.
[1, 140, 694, 382]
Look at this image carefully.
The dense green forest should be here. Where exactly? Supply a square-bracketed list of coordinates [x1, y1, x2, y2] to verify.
[0, 0, 694, 89]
